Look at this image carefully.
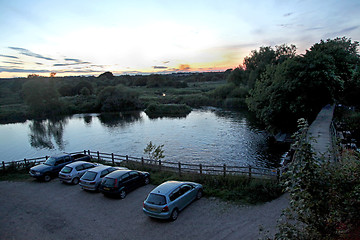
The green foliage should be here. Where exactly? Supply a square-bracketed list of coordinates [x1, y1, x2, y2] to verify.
[143, 141, 165, 161]
[97, 84, 140, 112]
[22, 78, 64, 117]
[144, 103, 191, 117]
[274, 119, 360, 239]
[246, 37, 359, 131]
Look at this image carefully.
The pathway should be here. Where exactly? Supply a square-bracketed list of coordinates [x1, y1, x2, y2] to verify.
[307, 104, 335, 162]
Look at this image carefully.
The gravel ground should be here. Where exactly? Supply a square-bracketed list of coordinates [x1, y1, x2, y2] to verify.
[0, 179, 288, 240]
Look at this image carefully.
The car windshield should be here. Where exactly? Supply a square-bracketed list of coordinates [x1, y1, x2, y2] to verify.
[102, 178, 115, 187]
[82, 171, 97, 181]
[146, 193, 167, 205]
[44, 157, 56, 166]
[61, 166, 72, 173]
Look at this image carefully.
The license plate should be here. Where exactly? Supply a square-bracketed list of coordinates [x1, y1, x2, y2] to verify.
[148, 207, 157, 212]
[103, 187, 110, 191]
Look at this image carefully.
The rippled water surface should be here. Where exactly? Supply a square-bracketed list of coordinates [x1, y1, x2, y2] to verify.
[0, 109, 287, 168]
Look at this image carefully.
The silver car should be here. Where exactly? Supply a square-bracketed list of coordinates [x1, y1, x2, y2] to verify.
[79, 165, 127, 191]
[143, 181, 203, 221]
[59, 161, 100, 185]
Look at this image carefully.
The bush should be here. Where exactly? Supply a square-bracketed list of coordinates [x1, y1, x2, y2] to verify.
[144, 103, 192, 118]
[97, 85, 140, 112]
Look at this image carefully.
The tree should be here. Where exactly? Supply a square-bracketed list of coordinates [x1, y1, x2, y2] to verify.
[144, 141, 165, 161]
[246, 37, 359, 131]
[97, 84, 139, 112]
[98, 71, 114, 79]
[274, 119, 360, 239]
[22, 78, 63, 116]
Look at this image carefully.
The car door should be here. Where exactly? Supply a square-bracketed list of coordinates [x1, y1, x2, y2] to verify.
[128, 171, 141, 189]
[75, 164, 85, 177]
[119, 173, 131, 190]
[176, 184, 194, 210]
[53, 158, 65, 174]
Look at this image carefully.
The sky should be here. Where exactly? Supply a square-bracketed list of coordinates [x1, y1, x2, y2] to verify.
[0, 0, 359, 78]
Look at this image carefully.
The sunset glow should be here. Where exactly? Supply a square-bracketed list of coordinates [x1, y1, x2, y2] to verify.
[0, 0, 359, 78]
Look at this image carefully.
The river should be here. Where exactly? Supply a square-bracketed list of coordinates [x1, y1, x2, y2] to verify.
[0, 108, 288, 168]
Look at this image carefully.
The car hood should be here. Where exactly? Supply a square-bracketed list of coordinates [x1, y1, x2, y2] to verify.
[30, 164, 52, 172]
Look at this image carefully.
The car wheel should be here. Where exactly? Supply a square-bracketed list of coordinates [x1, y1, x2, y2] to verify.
[44, 174, 51, 182]
[170, 208, 179, 221]
[72, 177, 80, 185]
[144, 177, 150, 185]
[120, 190, 126, 199]
[196, 189, 203, 200]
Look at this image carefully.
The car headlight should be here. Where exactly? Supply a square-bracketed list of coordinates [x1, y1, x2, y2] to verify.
[36, 172, 42, 176]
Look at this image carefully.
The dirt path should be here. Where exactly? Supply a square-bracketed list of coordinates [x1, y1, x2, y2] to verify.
[0, 180, 288, 240]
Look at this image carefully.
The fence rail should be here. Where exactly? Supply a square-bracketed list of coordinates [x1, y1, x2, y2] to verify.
[1, 150, 280, 180]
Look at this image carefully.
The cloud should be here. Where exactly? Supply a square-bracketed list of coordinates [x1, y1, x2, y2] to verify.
[8, 47, 55, 61]
[283, 12, 293, 17]
[153, 66, 168, 69]
[2, 61, 23, 65]
[177, 64, 191, 71]
[0, 54, 19, 59]
[329, 25, 359, 36]
[64, 58, 82, 62]
[0, 67, 51, 73]
[53, 58, 91, 67]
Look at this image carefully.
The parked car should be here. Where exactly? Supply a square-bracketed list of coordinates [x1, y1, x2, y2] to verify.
[99, 169, 150, 198]
[59, 161, 100, 185]
[79, 165, 127, 191]
[143, 181, 203, 221]
[29, 153, 92, 182]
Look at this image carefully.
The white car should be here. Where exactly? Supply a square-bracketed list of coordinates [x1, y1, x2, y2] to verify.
[79, 165, 128, 191]
[59, 161, 100, 185]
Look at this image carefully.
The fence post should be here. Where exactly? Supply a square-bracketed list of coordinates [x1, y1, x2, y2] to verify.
[24, 158, 27, 169]
[159, 160, 162, 171]
[126, 155, 129, 165]
[141, 157, 144, 166]
[199, 164, 202, 175]
[223, 164, 226, 177]
[97, 151, 100, 162]
[178, 162, 181, 176]
[46, 156, 49, 160]
[277, 168, 280, 182]
[112, 153, 114, 165]
[2, 161, 5, 171]
[248, 165, 252, 179]
[88, 150, 90, 156]
[84, 150, 86, 155]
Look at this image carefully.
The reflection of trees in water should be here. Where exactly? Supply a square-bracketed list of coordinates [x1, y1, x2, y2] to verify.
[29, 117, 68, 150]
[83, 115, 92, 125]
[98, 111, 142, 128]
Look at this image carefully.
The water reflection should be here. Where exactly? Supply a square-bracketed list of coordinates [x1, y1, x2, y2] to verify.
[29, 117, 68, 150]
[97, 111, 142, 128]
[83, 115, 92, 125]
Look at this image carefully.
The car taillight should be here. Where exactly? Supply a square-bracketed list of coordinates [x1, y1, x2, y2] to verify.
[114, 179, 118, 188]
[162, 206, 169, 212]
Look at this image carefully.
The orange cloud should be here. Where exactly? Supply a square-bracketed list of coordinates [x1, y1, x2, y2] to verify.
[179, 64, 191, 71]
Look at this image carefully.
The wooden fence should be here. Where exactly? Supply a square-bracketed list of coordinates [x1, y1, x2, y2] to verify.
[1, 150, 280, 180]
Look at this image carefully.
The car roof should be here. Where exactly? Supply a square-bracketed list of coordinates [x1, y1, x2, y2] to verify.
[104, 169, 132, 178]
[65, 161, 91, 167]
[151, 181, 190, 195]
[87, 165, 114, 173]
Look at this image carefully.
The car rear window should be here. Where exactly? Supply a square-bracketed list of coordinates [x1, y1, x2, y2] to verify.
[102, 177, 115, 187]
[61, 166, 72, 173]
[147, 193, 167, 205]
[82, 171, 97, 181]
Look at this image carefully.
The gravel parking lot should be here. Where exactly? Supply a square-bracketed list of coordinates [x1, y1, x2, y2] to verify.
[0, 179, 288, 240]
